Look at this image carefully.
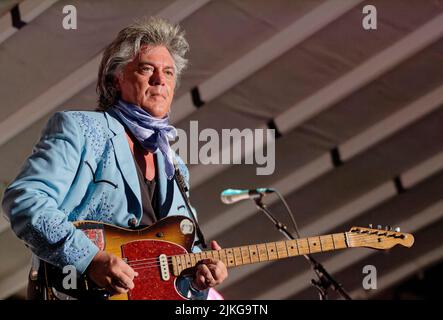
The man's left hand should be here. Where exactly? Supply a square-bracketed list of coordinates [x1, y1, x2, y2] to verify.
[191, 240, 228, 291]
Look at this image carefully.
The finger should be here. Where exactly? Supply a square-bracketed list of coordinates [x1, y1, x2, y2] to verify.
[200, 258, 218, 265]
[211, 240, 222, 250]
[120, 260, 139, 279]
[200, 258, 227, 273]
[113, 271, 135, 290]
[208, 264, 228, 284]
[108, 278, 129, 295]
[194, 274, 206, 288]
[197, 264, 216, 286]
[197, 264, 214, 281]
[102, 276, 114, 290]
[207, 264, 224, 282]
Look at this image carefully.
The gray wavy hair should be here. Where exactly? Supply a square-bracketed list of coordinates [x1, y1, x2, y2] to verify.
[96, 17, 189, 110]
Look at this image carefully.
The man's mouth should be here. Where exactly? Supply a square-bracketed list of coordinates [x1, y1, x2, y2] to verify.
[148, 92, 166, 99]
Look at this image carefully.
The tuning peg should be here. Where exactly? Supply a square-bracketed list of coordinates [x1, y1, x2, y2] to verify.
[394, 227, 401, 232]
[385, 226, 393, 231]
[377, 225, 382, 229]
[369, 224, 373, 228]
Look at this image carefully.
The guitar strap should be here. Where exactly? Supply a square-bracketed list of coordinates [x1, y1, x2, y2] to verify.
[173, 158, 208, 249]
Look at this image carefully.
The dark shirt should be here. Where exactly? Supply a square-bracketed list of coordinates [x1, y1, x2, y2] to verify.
[130, 147, 159, 227]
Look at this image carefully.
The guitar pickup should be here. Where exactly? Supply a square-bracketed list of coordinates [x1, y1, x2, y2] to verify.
[159, 254, 170, 281]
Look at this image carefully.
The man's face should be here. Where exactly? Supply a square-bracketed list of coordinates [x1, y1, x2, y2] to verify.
[116, 45, 176, 119]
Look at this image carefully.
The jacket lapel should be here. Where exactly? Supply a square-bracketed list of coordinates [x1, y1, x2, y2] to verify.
[104, 112, 142, 218]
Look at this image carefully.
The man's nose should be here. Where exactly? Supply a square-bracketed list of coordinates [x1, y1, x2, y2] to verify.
[149, 70, 165, 86]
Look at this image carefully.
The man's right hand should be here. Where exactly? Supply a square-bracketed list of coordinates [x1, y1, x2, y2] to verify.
[86, 251, 138, 295]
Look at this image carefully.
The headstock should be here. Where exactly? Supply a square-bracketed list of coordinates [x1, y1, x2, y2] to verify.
[347, 225, 414, 250]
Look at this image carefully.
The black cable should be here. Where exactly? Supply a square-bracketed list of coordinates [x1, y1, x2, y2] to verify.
[272, 189, 302, 239]
[266, 188, 351, 300]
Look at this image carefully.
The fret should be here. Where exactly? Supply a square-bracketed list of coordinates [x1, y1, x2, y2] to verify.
[225, 249, 235, 267]
[297, 238, 310, 255]
[275, 241, 288, 259]
[184, 254, 192, 269]
[212, 250, 220, 261]
[189, 253, 196, 267]
[257, 244, 269, 262]
[176, 255, 183, 274]
[180, 255, 187, 270]
[181, 233, 352, 272]
[266, 242, 278, 260]
[320, 235, 334, 251]
[240, 246, 251, 264]
[233, 247, 243, 266]
[332, 233, 347, 249]
[171, 256, 179, 276]
[286, 240, 298, 257]
[308, 237, 322, 253]
[330, 234, 336, 250]
[249, 245, 259, 263]
[218, 249, 228, 266]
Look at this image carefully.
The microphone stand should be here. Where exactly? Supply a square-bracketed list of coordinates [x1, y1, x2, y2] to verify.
[253, 195, 351, 300]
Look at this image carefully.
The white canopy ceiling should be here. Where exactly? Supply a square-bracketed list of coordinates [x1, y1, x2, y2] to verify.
[0, 0, 442, 299]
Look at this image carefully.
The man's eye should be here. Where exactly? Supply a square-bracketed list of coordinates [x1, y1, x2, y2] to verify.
[141, 67, 153, 73]
[165, 70, 174, 76]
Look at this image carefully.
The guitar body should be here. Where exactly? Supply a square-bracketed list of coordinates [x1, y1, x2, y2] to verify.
[40, 215, 196, 300]
[36, 215, 414, 300]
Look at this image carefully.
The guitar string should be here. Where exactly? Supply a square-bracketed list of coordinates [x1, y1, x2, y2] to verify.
[125, 234, 400, 269]
[125, 233, 402, 267]
[129, 237, 385, 271]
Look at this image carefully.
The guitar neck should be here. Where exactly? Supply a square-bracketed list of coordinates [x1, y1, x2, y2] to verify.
[171, 232, 349, 276]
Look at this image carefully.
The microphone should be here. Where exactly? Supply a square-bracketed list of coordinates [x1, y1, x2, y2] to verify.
[220, 188, 274, 204]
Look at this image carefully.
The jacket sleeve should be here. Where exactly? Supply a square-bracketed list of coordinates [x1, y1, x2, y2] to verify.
[1, 112, 99, 274]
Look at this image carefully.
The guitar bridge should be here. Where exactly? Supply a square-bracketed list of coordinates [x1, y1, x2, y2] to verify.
[159, 254, 170, 281]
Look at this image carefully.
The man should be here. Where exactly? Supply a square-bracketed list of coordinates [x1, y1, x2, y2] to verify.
[2, 17, 227, 299]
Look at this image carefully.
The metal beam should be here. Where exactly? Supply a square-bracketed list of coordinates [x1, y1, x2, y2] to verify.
[189, 28, 443, 190]
[170, 0, 364, 123]
[0, 0, 211, 148]
[340, 86, 443, 160]
[0, 8, 15, 43]
[402, 152, 443, 189]
[275, 13, 443, 134]
[20, 0, 58, 23]
[0, 0, 58, 45]
[203, 86, 443, 241]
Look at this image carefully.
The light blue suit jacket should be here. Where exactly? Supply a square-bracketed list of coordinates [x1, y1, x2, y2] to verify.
[2, 110, 206, 298]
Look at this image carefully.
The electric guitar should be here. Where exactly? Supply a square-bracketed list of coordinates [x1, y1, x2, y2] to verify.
[37, 215, 414, 300]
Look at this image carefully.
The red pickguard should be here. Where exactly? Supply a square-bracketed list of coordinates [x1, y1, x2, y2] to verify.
[121, 240, 188, 300]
